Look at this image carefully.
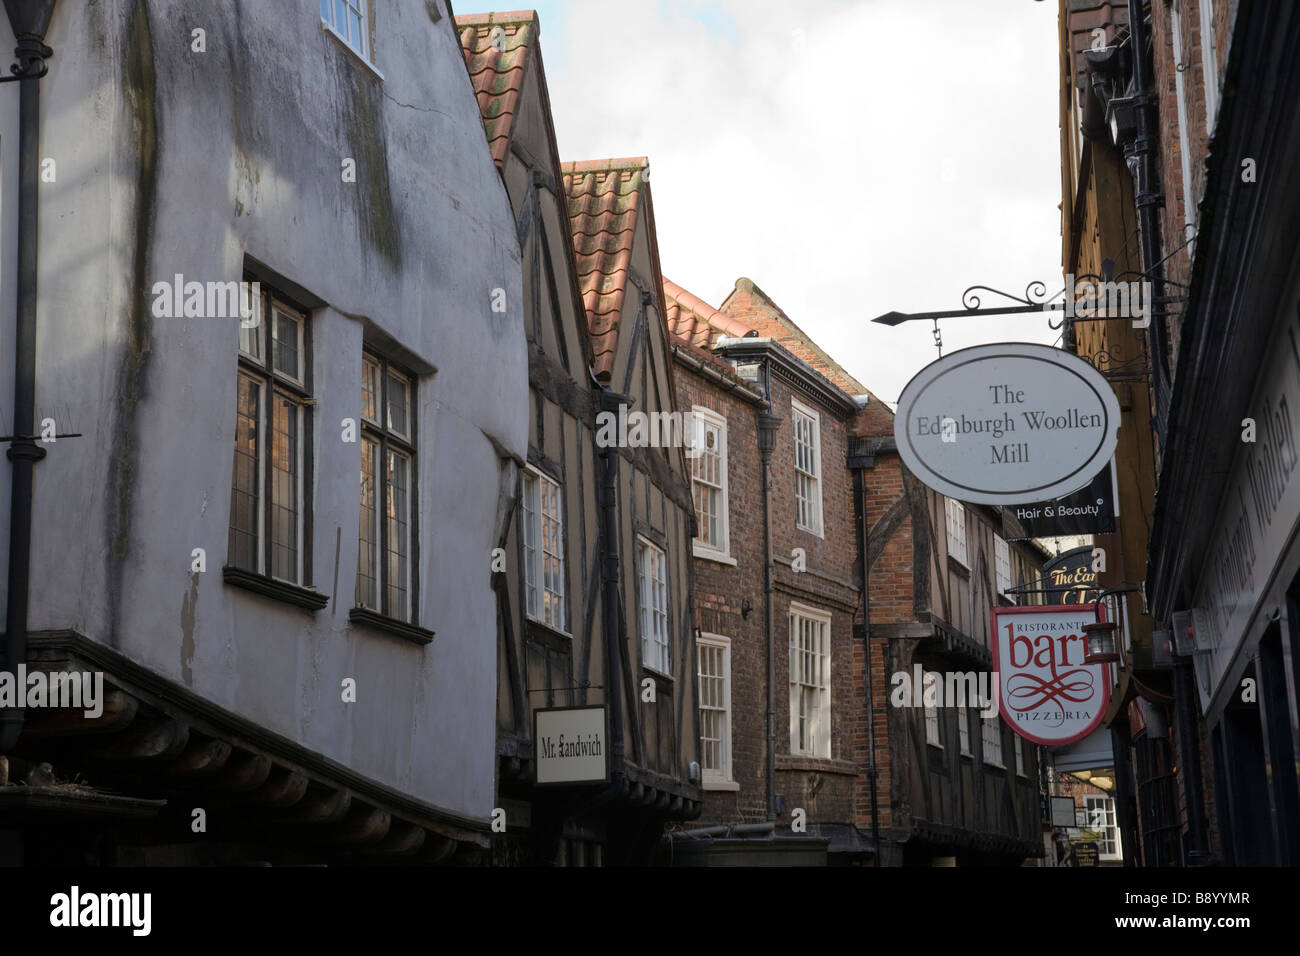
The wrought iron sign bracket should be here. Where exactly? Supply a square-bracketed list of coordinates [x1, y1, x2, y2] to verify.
[873, 281, 1064, 327]
[873, 269, 1176, 375]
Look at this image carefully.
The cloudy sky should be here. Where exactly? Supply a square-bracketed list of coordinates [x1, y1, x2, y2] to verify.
[458, 0, 1064, 404]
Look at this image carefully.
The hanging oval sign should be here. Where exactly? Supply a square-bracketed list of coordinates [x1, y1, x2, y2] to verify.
[894, 343, 1121, 505]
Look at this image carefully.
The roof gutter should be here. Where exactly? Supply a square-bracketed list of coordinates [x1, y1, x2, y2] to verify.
[715, 337, 858, 418]
[1, 0, 56, 752]
[670, 344, 766, 405]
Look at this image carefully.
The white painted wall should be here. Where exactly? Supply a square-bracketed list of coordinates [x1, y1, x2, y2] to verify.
[22, 0, 526, 821]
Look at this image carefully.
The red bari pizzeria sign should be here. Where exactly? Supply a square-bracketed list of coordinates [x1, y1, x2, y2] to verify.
[992, 605, 1110, 746]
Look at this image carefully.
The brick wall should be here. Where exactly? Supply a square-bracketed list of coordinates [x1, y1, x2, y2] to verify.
[673, 347, 869, 838]
[675, 365, 768, 824]
[766, 371, 861, 832]
[1148, 0, 1239, 371]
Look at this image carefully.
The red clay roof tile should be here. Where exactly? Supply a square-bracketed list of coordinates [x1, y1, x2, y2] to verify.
[455, 12, 539, 168]
[562, 158, 650, 380]
[663, 278, 759, 381]
[664, 279, 752, 343]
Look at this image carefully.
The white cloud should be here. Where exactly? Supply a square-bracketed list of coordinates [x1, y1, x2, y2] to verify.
[467, 0, 1064, 402]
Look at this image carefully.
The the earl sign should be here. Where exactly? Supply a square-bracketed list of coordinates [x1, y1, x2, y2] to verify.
[992, 605, 1110, 746]
[894, 343, 1121, 505]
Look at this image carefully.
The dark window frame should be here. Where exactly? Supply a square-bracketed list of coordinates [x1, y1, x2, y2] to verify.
[355, 348, 420, 626]
[227, 281, 316, 591]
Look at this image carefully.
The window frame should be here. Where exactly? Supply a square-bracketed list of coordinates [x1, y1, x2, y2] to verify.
[788, 602, 832, 758]
[923, 671, 942, 749]
[355, 349, 420, 625]
[995, 534, 1013, 597]
[697, 633, 733, 787]
[1085, 795, 1122, 860]
[791, 398, 824, 537]
[637, 537, 671, 677]
[981, 713, 1005, 768]
[320, 0, 377, 69]
[689, 405, 731, 561]
[521, 465, 569, 633]
[229, 286, 314, 589]
[945, 497, 968, 568]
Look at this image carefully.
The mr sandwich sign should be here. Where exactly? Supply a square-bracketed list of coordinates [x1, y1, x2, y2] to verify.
[894, 343, 1121, 505]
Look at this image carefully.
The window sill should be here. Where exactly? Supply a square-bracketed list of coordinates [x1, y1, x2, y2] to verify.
[525, 616, 572, 642]
[703, 778, 740, 792]
[692, 545, 737, 566]
[947, 554, 970, 575]
[642, 666, 674, 685]
[348, 606, 435, 646]
[223, 566, 329, 611]
[321, 20, 385, 81]
[776, 755, 856, 775]
[795, 523, 825, 539]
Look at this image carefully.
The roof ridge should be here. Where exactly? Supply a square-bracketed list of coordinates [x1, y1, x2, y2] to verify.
[663, 278, 753, 339]
[721, 276, 879, 398]
[561, 157, 650, 172]
[453, 11, 539, 26]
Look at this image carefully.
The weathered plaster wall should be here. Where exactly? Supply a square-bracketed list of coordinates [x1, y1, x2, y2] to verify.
[25, 0, 526, 820]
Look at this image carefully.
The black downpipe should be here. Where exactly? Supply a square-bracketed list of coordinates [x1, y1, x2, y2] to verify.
[1127, 0, 1171, 427]
[1174, 654, 1209, 863]
[589, 385, 629, 826]
[851, 463, 881, 858]
[1110, 726, 1142, 867]
[1, 4, 56, 753]
[755, 364, 779, 823]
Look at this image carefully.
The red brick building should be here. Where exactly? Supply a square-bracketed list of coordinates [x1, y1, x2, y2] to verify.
[664, 278, 1049, 865]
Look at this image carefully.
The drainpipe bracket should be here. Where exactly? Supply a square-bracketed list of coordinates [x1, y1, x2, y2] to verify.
[1, 35, 52, 83]
[6, 441, 47, 464]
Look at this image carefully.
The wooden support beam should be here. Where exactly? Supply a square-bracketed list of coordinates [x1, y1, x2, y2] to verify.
[388, 821, 428, 855]
[19, 688, 138, 736]
[329, 804, 391, 846]
[422, 834, 459, 864]
[94, 718, 188, 761]
[288, 786, 351, 825]
[241, 766, 309, 808]
[361, 820, 427, 858]
[210, 751, 272, 792]
[164, 738, 232, 777]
